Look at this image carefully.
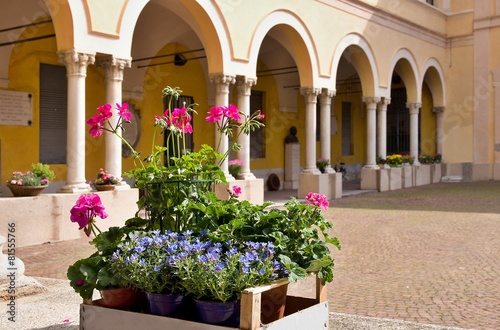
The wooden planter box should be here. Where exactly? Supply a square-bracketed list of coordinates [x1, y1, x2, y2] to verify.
[80, 277, 328, 330]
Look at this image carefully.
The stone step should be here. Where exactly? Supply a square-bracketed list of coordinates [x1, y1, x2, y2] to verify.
[440, 176, 463, 182]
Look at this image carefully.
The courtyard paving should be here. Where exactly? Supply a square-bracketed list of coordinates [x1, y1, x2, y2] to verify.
[7, 181, 500, 329]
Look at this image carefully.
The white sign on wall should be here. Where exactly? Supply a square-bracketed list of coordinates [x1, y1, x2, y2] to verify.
[0, 90, 33, 126]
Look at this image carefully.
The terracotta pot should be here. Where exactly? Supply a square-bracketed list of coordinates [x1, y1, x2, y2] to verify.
[8, 184, 46, 197]
[95, 184, 115, 191]
[261, 282, 288, 324]
[99, 287, 144, 310]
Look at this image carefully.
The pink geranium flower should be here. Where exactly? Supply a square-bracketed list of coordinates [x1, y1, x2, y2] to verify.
[231, 185, 242, 197]
[206, 106, 223, 123]
[223, 104, 241, 121]
[70, 193, 108, 237]
[116, 102, 132, 122]
[305, 192, 329, 210]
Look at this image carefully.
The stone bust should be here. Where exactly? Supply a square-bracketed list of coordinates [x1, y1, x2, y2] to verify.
[285, 126, 299, 144]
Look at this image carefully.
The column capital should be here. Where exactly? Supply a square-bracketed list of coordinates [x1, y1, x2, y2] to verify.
[432, 106, 445, 114]
[209, 73, 236, 85]
[98, 56, 132, 81]
[300, 87, 320, 103]
[58, 49, 95, 76]
[362, 96, 381, 105]
[406, 102, 422, 114]
[321, 88, 335, 98]
[320, 88, 335, 105]
[377, 97, 391, 112]
[235, 76, 257, 96]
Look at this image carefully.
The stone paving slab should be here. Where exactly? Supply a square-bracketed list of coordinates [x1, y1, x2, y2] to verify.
[3, 181, 500, 329]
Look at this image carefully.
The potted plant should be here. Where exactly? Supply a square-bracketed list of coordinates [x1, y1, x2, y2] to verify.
[386, 154, 403, 167]
[316, 158, 329, 173]
[228, 159, 244, 178]
[90, 168, 122, 191]
[109, 230, 188, 316]
[376, 156, 387, 168]
[6, 163, 55, 196]
[185, 191, 340, 285]
[67, 193, 143, 309]
[73, 86, 339, 328]
[175, 236, 285, 326]
[401, 154, 414, 166]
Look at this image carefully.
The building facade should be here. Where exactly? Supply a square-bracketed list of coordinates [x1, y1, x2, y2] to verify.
[0, 0, 498, 196]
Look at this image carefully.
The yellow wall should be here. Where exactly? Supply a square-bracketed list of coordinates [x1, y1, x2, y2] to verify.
[0, 18, 67, 183]
[420, 83, 437, 156]
[248, 65, 296, 170]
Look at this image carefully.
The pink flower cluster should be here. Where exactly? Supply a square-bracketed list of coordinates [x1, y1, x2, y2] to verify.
[305, 192, 329, 210]
[86, 103, 131, 138]
[155, 107, 193, 134]
[228, 159, 245, 166]
[206, 104, 241, 123]
[232, 185, 242, 197]
[70, 194, 108, 237]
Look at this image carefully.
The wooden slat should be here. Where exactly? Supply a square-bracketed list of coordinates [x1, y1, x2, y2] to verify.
[315, 276, 327, 303]
[240, 291, 261, 330]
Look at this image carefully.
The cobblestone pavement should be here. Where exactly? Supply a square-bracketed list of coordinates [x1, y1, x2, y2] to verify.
[12, 181, 500, 330]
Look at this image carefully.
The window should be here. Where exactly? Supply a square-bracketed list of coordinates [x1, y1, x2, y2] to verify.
[39, 63, 67, 164]
[387, 88, 411, 155]
[250, 91, 265, 159]
[341, 102, 352, 156]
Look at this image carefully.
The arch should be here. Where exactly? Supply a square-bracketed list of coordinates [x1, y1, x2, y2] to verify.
[45, 0, 148, 59]
[246, 10, 318, 88]
[388, 48, 420, 102]
[331, 33, 379, 97]
[421, 58, 446, 107]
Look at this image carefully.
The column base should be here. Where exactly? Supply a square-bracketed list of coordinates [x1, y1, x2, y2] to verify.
[236, 172, 256, 180]
[360, 167, 378, 190]
[58, 182, 92, 193]
[297, 172, 342, 199]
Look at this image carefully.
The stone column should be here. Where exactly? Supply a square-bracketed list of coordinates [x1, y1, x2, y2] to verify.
[432, 106, 445, 156]
[300, 88, 321, 173]
[235, 76, 257, 179]
[99, 56, 131, 182]
[377, 97, 390, 159]
[320, 89, 335, 173]
[363, 96, 380, 168]
[58, 50, 95, 193]
[407, 102, 421, 165]
[209, 73, 236, 180]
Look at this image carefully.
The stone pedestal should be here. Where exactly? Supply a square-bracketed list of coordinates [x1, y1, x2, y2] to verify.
[215, 178, 264, 205]
[377, 169, 389, 192]
[431, 164, 442, 183]
[360, 167, 378, 190]
[389, 167, 402, 191]
[297, 172, 342, 199]
[402, 166, 413, 188]
[284, 143, 300, 189]
[414, 164, 431, 186]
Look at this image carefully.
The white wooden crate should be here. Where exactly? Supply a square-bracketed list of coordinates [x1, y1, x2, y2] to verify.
[80, 276, 329, 330]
